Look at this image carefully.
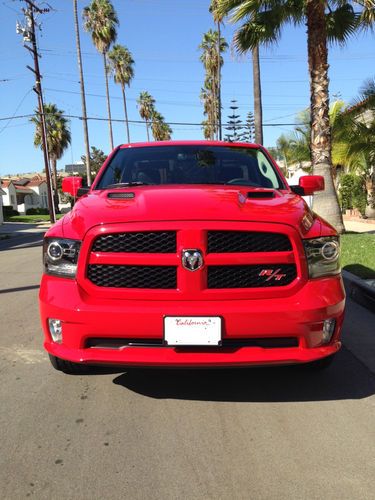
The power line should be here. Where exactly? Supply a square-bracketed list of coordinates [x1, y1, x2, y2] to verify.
[0, 113, 307, 127]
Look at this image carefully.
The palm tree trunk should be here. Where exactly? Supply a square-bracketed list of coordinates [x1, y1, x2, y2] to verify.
[51, 155, 58, 191]
[252, 46, 263, 145]
[103, 52, 114, 150]
[121, 84, 131, 143]
[306, 0, 344, 233]
[145, 119, 150, 142]
[51, 155, 60, 213]
[217, 21, 222, 141]
[73, 0, 91, 186]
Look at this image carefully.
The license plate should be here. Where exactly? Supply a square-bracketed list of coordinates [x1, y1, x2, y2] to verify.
[164, 317, 221, 346]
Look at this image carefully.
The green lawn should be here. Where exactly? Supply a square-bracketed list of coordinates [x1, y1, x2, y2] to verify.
[341, 233, 375, 279]
[5, 214, 64, 223]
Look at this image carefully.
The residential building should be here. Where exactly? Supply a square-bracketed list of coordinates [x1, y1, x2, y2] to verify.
[1, 176, 48, 214]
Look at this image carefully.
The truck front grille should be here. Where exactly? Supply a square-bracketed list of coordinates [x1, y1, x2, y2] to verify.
[207, 231, 292, 253]
[84, 224, 299, 294]
[208, 265, 297, 288]
[92, 231, 176, 253]
[87, 265, 177, 289]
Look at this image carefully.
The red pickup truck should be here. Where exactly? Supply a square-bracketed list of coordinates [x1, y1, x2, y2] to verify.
[39, 141, 345, 373]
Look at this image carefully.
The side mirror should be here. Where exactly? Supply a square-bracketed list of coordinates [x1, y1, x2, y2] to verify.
[62, 177, 84, 197]
[290, 175, 325, 196]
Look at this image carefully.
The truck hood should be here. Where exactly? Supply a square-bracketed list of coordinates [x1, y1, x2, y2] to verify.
[60, 186, 316, 240]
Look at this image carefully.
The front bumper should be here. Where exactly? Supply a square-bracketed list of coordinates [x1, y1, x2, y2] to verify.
[40, 275, 345, 367]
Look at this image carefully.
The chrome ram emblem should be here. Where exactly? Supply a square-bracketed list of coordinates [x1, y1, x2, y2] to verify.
[182, 249, 204, 272]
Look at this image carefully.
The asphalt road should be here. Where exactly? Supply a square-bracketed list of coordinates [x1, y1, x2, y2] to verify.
[1, 231, 374, 500]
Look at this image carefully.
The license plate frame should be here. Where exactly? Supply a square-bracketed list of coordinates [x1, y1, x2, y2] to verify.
[164, 316, 222, 346]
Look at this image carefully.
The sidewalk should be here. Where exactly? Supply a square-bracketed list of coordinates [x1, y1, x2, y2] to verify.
[344, 218, 375, 233]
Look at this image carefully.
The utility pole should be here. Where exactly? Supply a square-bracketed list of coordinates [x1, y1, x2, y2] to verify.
[73, 0, 91, 186]
[16, 0, 56, 223]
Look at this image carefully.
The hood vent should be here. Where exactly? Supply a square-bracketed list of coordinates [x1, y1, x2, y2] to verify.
[107, 192, 135, 199]
[247, 191, 275, 199]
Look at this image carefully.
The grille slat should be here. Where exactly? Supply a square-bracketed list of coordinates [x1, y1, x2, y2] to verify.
[208, 265, 297, 288]
[92, 231, 176, 253]
[88, 265, 177, 289]
[207, 231, 292, 253]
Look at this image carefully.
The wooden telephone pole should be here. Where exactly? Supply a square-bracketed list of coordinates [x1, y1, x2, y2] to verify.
[17, 0, 56, 223]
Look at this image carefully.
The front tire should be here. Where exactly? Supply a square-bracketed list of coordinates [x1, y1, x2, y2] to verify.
[48, 354, 91, 375]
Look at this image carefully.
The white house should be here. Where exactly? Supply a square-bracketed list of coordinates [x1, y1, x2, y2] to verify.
[1, 177, 48, 214]
[0, 180, 17, 211]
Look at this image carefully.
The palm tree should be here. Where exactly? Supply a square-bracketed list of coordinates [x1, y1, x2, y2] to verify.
[83, 0, 118, 151]
[199, 30, 228, 140]
[108, 44, 135, 144]
[30, 104, 71, 211]
[210, 0, 225, 140]
[73, 0, 91, 186]
[150, 111, 173, 141]
[216, 0, 374, 233]
[216, 1, 267, 145]
[137, 91, 155, 141]
[334, 79, 375, 217]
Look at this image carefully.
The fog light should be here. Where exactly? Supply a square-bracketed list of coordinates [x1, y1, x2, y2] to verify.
[322, 319, 336, 344]
[48, 319, 63, 343]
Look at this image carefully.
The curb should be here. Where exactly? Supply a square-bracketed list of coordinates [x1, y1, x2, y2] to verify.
[342, 270, 375, 314]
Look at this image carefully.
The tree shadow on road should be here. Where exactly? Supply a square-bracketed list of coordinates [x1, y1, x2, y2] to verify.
[0, 232, 44, 251]
[112, 347, 375, 402]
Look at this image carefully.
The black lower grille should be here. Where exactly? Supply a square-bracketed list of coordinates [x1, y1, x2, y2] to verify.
[85, 337, 298, 349]
[92, 231, 176, 253]
[208, 265, 297, 288]
[87, 265, 177, 289]
[207, 231, 292, 253]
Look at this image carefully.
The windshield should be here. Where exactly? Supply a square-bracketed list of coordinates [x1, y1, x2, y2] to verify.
[95, 145, 285, 190]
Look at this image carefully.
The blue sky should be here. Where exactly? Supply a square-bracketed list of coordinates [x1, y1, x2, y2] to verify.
[1, 0, 374, 176]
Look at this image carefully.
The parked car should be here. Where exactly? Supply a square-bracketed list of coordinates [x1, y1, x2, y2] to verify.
[39, 141, 345, 373]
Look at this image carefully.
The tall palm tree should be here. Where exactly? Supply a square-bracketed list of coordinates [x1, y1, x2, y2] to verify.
[216, 1, 267, 144]
[108, 44, 135, 144]
[199, 30, 227, 140]
[73, 0, 91, 186]
[30, 104, 71, 211]
[216, 0, 373, 233]
[137, 91, 155, 141]
[83, 0, 118, 151]
[210, 0, 226, 140]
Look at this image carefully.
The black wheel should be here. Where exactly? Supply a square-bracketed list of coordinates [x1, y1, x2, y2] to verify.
[304, 354, 336, 370]
[48, 354, 91, 375]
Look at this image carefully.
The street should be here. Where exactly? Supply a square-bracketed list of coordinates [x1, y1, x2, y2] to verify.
[1, 230, 374, 500]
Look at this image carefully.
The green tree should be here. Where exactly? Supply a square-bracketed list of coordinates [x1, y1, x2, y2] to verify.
[83, 0, 119, 151]
[30, 103, 71, 193]
[209, 0, 226, 139]
[108, 44, 135, 144]
[199, 29, 228, 140]
[137, 91, 156, 141]
[81, 146, 107, 180]
[334, 79, 375, 217]
[151, 111, 173, 141]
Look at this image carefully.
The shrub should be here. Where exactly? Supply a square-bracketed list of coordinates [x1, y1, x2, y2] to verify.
[339, 174, 367, 216]
[3, 206, 19, 216]
[26, 207, 49, 215]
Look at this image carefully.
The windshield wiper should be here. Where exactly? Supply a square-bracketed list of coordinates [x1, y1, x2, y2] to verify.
[105, 181, 151, 189]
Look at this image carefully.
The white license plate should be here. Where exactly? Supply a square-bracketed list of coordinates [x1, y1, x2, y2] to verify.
[164, 317, 221, 346]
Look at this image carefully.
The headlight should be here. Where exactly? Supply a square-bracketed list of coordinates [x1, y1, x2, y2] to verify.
[303, 236, 341, 278]
[43, 238, 81, 278]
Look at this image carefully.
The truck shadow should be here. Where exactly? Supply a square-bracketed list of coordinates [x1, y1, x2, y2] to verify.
[112, 347, 375, 402]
